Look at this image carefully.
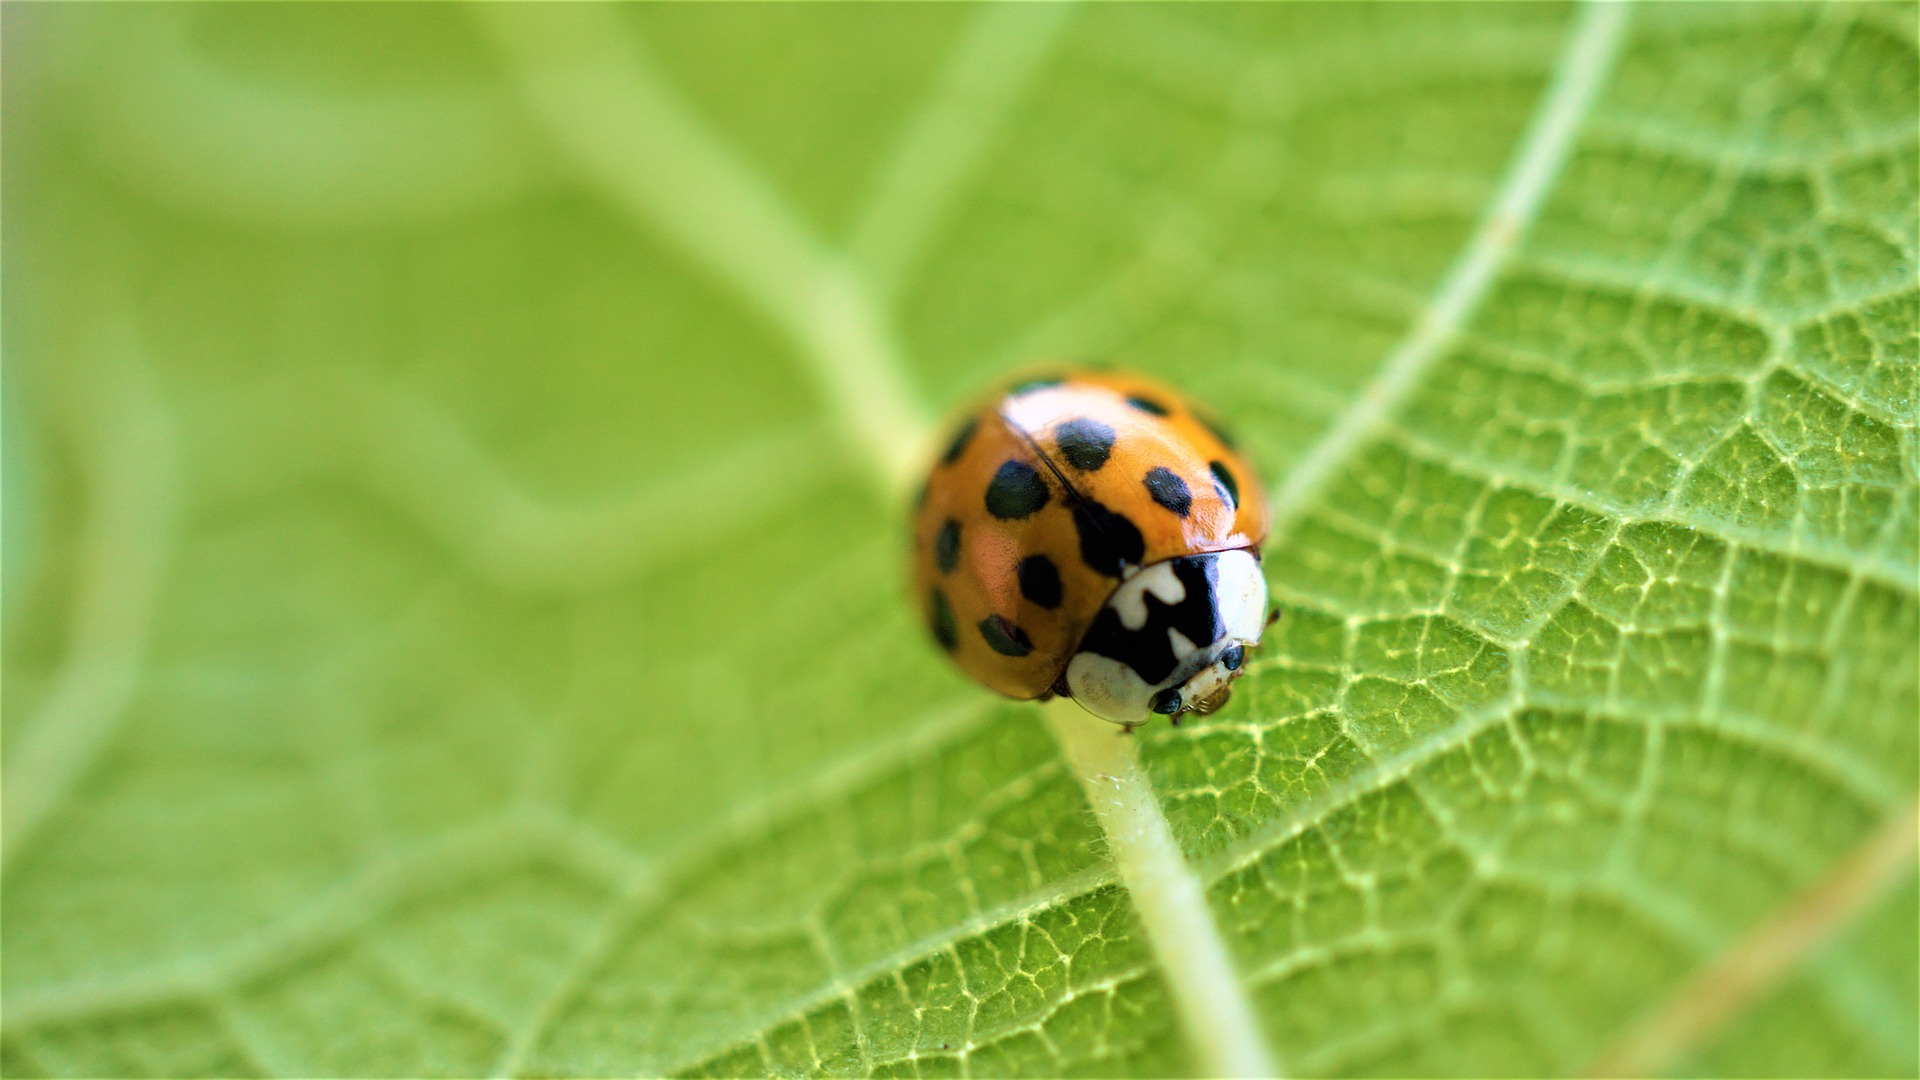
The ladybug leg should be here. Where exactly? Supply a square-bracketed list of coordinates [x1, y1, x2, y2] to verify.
[1169, 712, 1183, 728]
[1120, 723, 1138, 737]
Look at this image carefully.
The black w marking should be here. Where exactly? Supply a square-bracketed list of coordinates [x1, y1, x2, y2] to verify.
[1077, 556, 1224, 685]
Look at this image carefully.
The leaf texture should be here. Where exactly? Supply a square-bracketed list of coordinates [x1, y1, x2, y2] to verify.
[3, 4, 1915, 1077]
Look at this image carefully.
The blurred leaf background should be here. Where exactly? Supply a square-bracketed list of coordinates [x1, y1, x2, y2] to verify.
[3, 3, 1916, 1077]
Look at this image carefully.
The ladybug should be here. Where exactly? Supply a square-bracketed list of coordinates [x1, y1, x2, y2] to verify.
[910, 370, 1272, 728]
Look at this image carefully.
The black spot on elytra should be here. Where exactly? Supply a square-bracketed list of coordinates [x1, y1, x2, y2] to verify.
[934, 519, 961, 574]
[941, 417, 978, 466]
[1126, 394, 1171, 417]
[1055, 417, 1116, 471]
[978, 614, 1034, 657]
[1017, 554, 1063, 609]
[1144, 467, 1192, 517]
[1210, 460, 1239, 510]
[928, 588, 957, 651]
[985, 460, 1049, 519]
[1079, 556, 1224, 684]
[1070, 496, 1145, 577]
[1009, 376, 1064, 395]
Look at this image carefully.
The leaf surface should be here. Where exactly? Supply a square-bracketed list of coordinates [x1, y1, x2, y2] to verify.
[3, 4, 1915, 1077]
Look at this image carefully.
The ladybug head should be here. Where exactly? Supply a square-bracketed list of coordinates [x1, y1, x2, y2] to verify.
[1063, 549, 1267, 726]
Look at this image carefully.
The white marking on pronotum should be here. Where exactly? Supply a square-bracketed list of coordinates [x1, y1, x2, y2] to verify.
[1265, 0, 1631, 539]
[1046, 701, 1280, 1078]
[1167, 626, 1201, 661]
[1112, 557, 1188, 630]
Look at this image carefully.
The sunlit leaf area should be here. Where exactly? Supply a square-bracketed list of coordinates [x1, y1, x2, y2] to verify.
[3, 3, 1915, 1077]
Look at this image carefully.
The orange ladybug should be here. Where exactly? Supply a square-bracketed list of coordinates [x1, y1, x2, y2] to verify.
[910, 370, 1272, 727]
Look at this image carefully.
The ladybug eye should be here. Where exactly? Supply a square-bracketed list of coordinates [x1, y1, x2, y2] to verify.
[1221, 644, 1245, 671]
[1149, 689, 1183, 715]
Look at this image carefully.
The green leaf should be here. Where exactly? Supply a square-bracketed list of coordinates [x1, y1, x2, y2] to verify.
[4, 3, 1915, 1077]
